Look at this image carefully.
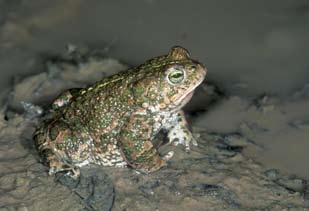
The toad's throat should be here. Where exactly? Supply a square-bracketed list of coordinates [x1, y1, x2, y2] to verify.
[173, 79, 205, 108]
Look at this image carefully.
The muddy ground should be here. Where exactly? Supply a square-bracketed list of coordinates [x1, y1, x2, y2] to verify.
[0, 48, 308, 210]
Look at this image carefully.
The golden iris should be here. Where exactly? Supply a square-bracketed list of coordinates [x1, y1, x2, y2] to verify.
[168, 68, 185, 84]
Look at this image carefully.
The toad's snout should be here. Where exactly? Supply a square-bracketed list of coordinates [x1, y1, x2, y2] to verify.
[192, 63, 207, 84]
[197, 63, 207, 79]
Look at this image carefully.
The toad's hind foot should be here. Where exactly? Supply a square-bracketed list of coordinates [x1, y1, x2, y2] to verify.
[39, 148, 80, 179]
[49, 157, 80, 179]
[136, 155, 167, 174]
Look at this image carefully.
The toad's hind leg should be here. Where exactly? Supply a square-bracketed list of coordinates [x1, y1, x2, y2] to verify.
[33, 120, 81, 178]
[119, 112, 173, 173]
[43, 148, 80, 179]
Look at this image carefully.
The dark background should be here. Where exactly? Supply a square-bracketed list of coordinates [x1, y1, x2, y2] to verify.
[0, 0, 308, 96]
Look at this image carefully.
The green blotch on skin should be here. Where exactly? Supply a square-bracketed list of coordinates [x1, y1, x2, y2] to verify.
[122, 146, 133, 161]
[56, 143, 65, 150]
[135, 155, 147, 163]
[49, 127, 59, 140]
[134, 87, 144, 96]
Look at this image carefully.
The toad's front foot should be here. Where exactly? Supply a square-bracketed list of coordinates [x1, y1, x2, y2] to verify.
[166, 111, 198, 151]
[162, 151, 174, 161]
[168, 125, 198, 151]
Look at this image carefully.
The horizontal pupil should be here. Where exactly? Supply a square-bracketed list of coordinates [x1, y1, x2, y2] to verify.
[172, 72, 183, 78]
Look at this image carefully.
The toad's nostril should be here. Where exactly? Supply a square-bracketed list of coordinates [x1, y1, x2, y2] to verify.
[190, 65, 197, 70]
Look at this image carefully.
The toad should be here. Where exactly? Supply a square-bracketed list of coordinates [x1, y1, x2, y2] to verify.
[33, 46, 207, 178]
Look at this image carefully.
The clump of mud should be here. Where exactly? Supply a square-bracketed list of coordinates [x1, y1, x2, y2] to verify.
[0, 46, 308, 210]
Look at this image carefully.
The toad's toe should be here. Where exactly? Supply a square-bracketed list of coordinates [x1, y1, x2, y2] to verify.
[162, 151, 174, 161]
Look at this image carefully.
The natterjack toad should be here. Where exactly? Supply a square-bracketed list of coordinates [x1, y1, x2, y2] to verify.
[33, 46, 207, 177]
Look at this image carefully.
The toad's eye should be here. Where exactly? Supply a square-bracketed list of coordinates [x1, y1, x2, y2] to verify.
[167, 67, 185, 85]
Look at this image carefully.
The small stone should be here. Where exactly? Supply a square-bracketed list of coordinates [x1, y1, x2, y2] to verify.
[264, 169, 280, 181]
[223, 134, 249, 147]
[55, 168, 115, 211]
[261, 104, 275, 113]
[21, 101, 43, 119]
[303, 180, 309, 207]
[138, 180, 160, 196]
[17, 206, 28, 211]
[276, 178, 305, 193]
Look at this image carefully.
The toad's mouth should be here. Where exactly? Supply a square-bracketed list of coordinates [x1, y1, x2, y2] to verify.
[172, 77, 204, 109]
[176, 90, 194, 108]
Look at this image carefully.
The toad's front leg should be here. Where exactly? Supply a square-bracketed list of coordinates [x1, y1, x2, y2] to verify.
[167, 110, 198, 151]
[119, 112, 173, 173]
